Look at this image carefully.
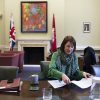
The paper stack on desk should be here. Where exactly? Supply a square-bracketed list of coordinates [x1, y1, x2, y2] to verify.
[48, 77, 93, 89]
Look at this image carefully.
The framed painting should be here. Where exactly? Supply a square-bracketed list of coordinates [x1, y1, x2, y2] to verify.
[21, 1, 48, 33]
[83, 22, 91, 33]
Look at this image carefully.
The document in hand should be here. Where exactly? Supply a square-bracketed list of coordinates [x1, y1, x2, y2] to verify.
[48, 78, 92, 89]
[48, 80, 66, 88]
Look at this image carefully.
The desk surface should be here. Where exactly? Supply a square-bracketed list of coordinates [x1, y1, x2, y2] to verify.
[0, 81, 90, 100]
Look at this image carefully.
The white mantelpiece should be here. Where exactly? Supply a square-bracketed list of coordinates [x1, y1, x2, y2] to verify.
[17, 39, 50, 60]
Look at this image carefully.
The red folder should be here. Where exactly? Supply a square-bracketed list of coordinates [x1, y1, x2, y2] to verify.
[0, 78, 20, 94]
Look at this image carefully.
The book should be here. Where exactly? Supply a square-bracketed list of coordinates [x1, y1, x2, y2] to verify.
[0, 78, 21, 94]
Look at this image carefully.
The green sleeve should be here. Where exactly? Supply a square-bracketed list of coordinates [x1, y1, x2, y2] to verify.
[72, 69, 83, 80]
[47, 52, 63, 80]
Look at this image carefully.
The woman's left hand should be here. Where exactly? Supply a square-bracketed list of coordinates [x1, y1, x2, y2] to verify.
[83, 72, 91, 78]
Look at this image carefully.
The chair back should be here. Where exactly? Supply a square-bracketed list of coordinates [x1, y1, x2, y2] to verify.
[39, 61, 50, 80]
[83, 46, 96, 74]
[92, 65, 100, 77]
[4, 51, 24, 72]
[0, 66, 18, 82]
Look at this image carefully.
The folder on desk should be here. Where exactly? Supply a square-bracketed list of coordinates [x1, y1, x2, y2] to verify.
[0, 78, 20, 93]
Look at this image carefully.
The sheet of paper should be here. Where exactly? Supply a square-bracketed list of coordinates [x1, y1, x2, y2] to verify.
[48, 80, 66, 88]
[48, 77, 93, 89]
[71, 78, 92, 89]
[0, 87, 6, 89]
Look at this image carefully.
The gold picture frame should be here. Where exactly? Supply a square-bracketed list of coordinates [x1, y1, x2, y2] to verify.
[21, 1, 48, 33]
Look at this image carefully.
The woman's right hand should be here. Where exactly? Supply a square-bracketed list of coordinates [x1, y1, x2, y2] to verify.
[62, 73, 71, 84]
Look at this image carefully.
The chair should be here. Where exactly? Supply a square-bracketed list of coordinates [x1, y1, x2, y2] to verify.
[38, 61, 50, 80]
[4, 51, 24, 72]
[0, 66, 18, 82]
[0, 53, 19, 67]
[83, 46, 96, 74]
[91, 65, 100, 77]
[98, 56, 100, 64]
[78, 56, 84, 70]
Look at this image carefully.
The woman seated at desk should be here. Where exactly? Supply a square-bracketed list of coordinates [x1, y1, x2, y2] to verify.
[48, 35, 90, 84]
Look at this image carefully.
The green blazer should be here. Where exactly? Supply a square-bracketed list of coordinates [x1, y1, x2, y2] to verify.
[48, 50, 83, 81]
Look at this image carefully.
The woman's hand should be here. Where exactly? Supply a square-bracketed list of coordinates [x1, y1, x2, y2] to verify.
[62, 73, 71, 84]
[83, 72, 91, 78]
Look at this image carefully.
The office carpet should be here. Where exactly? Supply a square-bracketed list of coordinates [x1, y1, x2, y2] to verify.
[18, 65, 41, 81]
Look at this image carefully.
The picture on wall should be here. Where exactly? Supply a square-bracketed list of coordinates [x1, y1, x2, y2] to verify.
[83, 22, 91, 33]
[21, 1, 48, 33]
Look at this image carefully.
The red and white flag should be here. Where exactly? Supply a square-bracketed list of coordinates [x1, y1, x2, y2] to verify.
[9, 14, 16, 51]
[50, 14, 57, 53]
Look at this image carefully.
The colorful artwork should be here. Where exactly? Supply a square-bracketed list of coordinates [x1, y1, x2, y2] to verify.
[21, 1, 47, 33]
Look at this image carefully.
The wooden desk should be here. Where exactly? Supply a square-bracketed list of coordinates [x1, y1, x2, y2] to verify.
[0, 81, 90, 100]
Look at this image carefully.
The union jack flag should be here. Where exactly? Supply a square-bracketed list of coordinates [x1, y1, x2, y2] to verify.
[9, 14, 16, 51]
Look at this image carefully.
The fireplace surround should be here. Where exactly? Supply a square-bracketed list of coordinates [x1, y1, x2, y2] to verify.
[17, 39, 50, 63]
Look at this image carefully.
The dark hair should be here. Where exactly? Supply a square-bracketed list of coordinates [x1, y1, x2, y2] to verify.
[60, 36, 76, 52]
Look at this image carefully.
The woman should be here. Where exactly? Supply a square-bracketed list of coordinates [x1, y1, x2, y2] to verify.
[48, 36, 90, 84]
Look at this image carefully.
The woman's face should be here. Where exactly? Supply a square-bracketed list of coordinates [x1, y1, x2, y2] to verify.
[64, 41, 74, 54]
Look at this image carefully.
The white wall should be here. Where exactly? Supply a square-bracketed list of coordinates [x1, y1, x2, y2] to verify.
[0, 0, 5, 47]
[0, 0, 100, 52]
[4, 0, 65, 47]
[65, 0, 100, 50]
